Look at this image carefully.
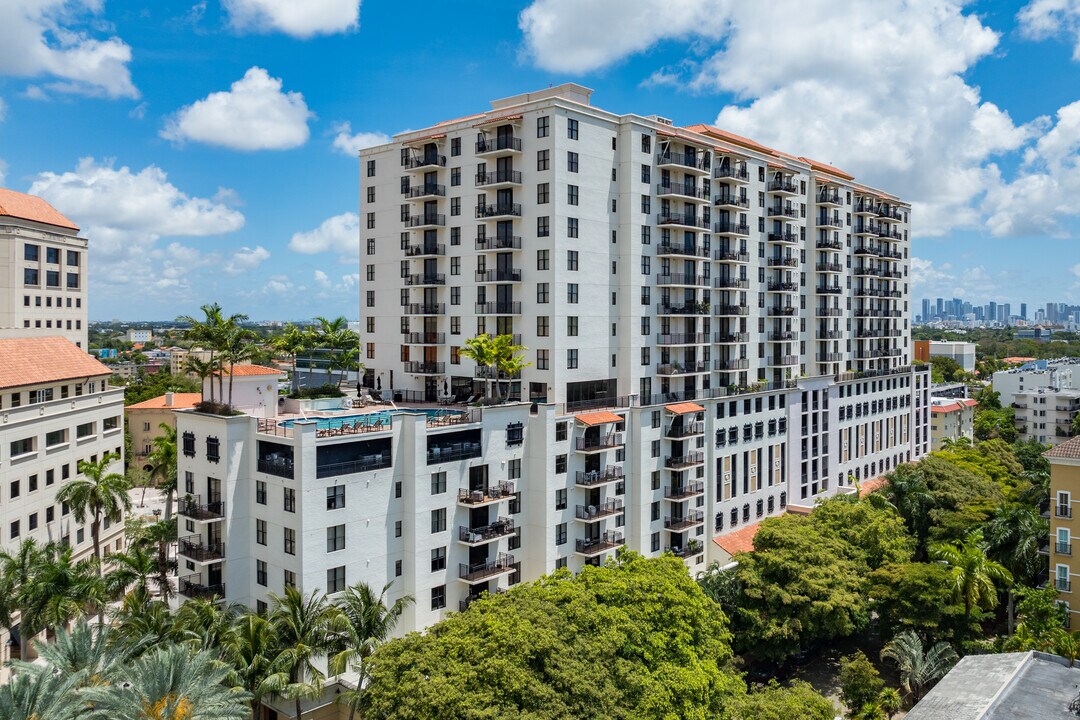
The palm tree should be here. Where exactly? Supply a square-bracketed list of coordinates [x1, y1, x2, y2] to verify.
[56, 452, 131, 573]
[983, 503, 1048, 633]
[329, 582, 414, 720]
[184, 355, 219, 405]
[0, 661, 84, 720]
[178, 303, 225, 405]
[460, 334, 497, 400]
[222, 325, 258, 407]
[268, 587, 348, 720]
[272, 323, 309, 393]
[491, 334, 530, 401]
[880, 629, 958, 704]
[128, 516, 177, 599]
[146, 423, 178, 521]
[25, 619, 130, 687]
[878, 687, 902, 718]
[104, 543, 159, 601]
[108, 593, 174, 652]
[81, 644, 251, 720]
[881, 463, 932, 551]
[0, 539, 45, 633]
[20, 543, 105, 639]
[221, 613, 289, 720]
[314, 316, 358, 388]
[172, 597, 242, 653]
[328, 347, 362, 391]
[930, 530, 1013, 622]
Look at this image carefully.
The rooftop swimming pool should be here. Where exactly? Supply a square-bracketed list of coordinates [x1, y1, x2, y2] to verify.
[278, 408, 462, 431]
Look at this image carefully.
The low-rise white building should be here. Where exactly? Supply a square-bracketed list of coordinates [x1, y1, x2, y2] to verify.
[993, 358, 1080, 406]
[929, 341, 976, 373]
[1013, 387, 1080, 446]
[929, 396, 977, 450]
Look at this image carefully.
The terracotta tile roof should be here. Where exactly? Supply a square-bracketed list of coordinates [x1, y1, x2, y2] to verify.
[0, 188, 79, 230]
[666, 402, 705, 415]
[682, 123, 776, 155]
[403, 132, 446, 144]
[931, 398, 978, 413]
[433, 113, 486, 127]
[212, 364, 283, 377]
[800, 157, 855, 180]
[713, 520, 765, 555]
[0, 337, 110, 389]
[477, 113, 522, 126]
[125, 392, 202, 410]
[1003, 356, 1036, 364]
[858, 476, 888, 497]
[576, 410, 623, 426]
[1046, 436, 1080, 460]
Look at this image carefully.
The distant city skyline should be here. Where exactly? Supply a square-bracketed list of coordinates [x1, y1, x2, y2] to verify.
[919, 295, 1080, 325]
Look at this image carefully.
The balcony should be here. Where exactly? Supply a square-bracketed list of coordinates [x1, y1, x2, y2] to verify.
[816, 262, 844, 273]
[769, 355, 798, 366]
[1060, 542, 1074, 556]
[404, 332, 445, 345]
[179, 575, 225, 601]
[816, 353, 844, 363]
[714, 358, 750, 371]
[404, 303, 445, 315]
[405, 214, 446, 229]
[657, 183, 709, 201]
[405, 183, 446, 199]
[666, 541, 705, 559]
[817, 215, 843, 229]
[714, 164, 750, 182]
[656, 302, 709, 316]
[854, 226, 878, 237]
[767, 305, 798, 317]
[817, 284, 843, 294]
[405, 242, 446, 257]
[714, 304, 750, 317]
[664, 510, 705, 531]
[458, 517, 515, 546]
[656, 273, 708, 287]
[575, 465, 625, 487]
[476, 203, 521, 219]
[475, 269, 522, 283]
[656, 333, 707, 345]
[665, 452, 705, 469]
[817, 329, 843, 339]
[853, 265, 876, 276]
[714, 193, 750, 209]
[714, 332, 749, 343]
[818, 307, 843, 317]
[817, 190, 842, 206]
[767, 205, 799, 219]
[1057, 578, 1072, 592]
[768, 330, 794, 341]
[404, 154, 446, 171]
[816, 238, 844, 250]
[665, 480, 705, 499]
[475, 235, 522, 251]
[657, 212, 710, 230]
[714, 220, 751, 235]
[458, 553, 515, 583]
[475, 170, 523, 188]
[656, 242, 708, 258]
[855, 200, 878, 215]
[714, 249, 750, 263]
[657, 362, 708, 376]
[575, 531, 625, 557]
[877, 227, 903, 240]
[178, 496, 224, 522]
[657, 151, 710, 173]
[713, 276, 749, 290]
[767, 280, 799, 292]
[404, 361, 444, 375]
[178, 536, 224, 563]
[575, 434, 624, 452]
[768, 178, 799, 194]
[767, 231, 799, 244]
[767, 256, 799, 268]
[575, 499, 624, 522]
[428, 442, 483, 464]
[665, 421, 705, 439]
[1058, 505, 1074, 519]
[405, 273, 446, 286]
[474, 301, 521, 315]
[475, 135, 522, 155]
[878, 206, 903, 221]
[457, 482, 516, 506]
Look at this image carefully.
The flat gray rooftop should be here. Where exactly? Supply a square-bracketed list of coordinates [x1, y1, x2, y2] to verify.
[906, 651, 1080, 720]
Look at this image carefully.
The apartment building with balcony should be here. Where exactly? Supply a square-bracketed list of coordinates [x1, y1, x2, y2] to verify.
[1013, 387, 1080, 446]
[929, 396, 977, 450]
[0, 188, 88, 348]
[1045, 436, 1080, 626]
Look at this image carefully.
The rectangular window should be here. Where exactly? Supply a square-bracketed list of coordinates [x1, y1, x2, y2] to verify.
[567, 284, 578, 303]
[537, 115, 549, 137]
[431, 546, 446, 572]
[431, 507, 446, 533]
[555, 453, 567, 473]
[431, 472, 447, 495]
[567, 118, 578, 139]
[567, 349, 578, 369]
[326, 485, 345, 510]
[327, 566, 346, 593]
[538, 183, 549, 204]
[537, 316, 549, 336]
[327, 524, 346, 552]
[567, 217, 578, 238]
[567, 251, 579, 270]
[567, 151, 579, 172]
[537, 283, 549, 303]
[451, 168, 461, 186]
[431, 584, 446, 610]
[24, 269, 38, 286]
[24, 244, 39, 261]
[206, 436, 220, 463]
[555, 522, 567, 545]
[256, 519, 267, 545]
[45, 429, 67, 447]
[567, 184, 578, 205]
[284, 527, 296, 555]
[284, 487, 296, 513]
[567, 316, 578, 336]
[537, 249, 549, 270]
[256, 560, 267, 586]
[537, 216, 550, 237]
[555, 489, 567, 510]
[76, 421, 95, 438]
[284, 570, 296, 588]
[451, 137, 461, 156]
[256, 481, 267, 505]
[537, 149, 549, 171]
[366, 159, 375, 177]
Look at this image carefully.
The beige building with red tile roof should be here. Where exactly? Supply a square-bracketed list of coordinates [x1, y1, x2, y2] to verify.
[126, 392, 202, 467]
[0, 188, 88, 349]
[929, 396, 977, 450]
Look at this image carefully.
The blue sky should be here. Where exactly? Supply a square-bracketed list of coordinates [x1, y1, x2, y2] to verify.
[2, 0, 1080, 320]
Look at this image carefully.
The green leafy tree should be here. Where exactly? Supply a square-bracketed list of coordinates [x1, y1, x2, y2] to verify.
[491, 333, 530, 400]
[879, 463, 933, 555]
[172, 597, 243, 653]
[930, 530, 1013, 622]
[878, 688, 902, 719]
[838, 651, 884, 717]
[459, 333, 498, 400]
[271, 323, 310, 392]
[104, 543, 159, 601]
[268, 587, 348, 720]
[56, 452, 131, 573]
[807, 496, 915, 570]
[1002, 586, 1070, 652]
[880, 629, 957, 705]
[732, 680, 835, 720]
[868, 562, 970, 642]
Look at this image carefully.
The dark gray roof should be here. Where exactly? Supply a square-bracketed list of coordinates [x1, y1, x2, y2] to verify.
[906, 651, 1080, 720]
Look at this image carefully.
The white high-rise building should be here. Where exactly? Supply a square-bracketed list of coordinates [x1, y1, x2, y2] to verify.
[175, 85, 928, 642]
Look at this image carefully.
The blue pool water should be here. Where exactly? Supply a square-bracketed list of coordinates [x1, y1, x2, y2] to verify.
[279, 408, 461, 430]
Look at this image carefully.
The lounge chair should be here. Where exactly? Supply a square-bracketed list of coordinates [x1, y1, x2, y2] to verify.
[463, 394, 476, 404]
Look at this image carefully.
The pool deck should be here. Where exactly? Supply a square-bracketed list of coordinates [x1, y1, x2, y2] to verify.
[258, 400, 479, 439]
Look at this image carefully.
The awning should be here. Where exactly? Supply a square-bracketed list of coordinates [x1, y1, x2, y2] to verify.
[576, 411, 623, 426]
[665, 402, 705, 415]
[402, 133, 446, 144]
[477, 113, 523, 126]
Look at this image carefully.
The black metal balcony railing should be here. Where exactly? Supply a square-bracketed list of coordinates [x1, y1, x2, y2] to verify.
[475, 170, 523, 186]
[459, 518, 515, 544]
[179, 574, 225, 600]
[405, 243, 446, 257]
[457, 482, 516, 505]
[818, 307, 844, 316]
[475, 269, 522, 283]
[575, 434, 624, 451]
[1057, 578, 1072, 592]
[575, 499, 624, 521]
[404, 154, 446, 170]
[713, 276, 749, 289]
[404, 332, 446, 344]
[178, 496, 224, 521]
[817, 329, 843, 339]
[767, 280, 799, 292]
[714, 358, 750, 371]
[666, 541, 705, 558]
[767, 306, 798, 316]
[656, 333, 707, 345]
[1058, 505, 1074, 518]
[714, 220, 751, 235]
[817, 284, 843, 294]
[474, 301, 521, 315]
[817, 215, 843, 228]
[316, 454, 392, 479]
[178, 536, 225, 562]
[428, 442, 483, 465]
[656, 273, 708, 286]
[476, 203, 522, 218]
[656, 302, 709, 315]
[405, 183, 446, 198]
[817, 238, 844, 250]
[657, 362, 708, 375]
[714, 193, 750, 208]
[715, 249, 751, 262]
[656, 242, 708, 258]
[768, 231, 799, 244]
[1058, 542, 1073, 556]
[817, 191, 842, 205]
[769, 355, 798, 366]
[767, 205, 799, 219]
[768, 330, 794, 341]
[405, 273, 446, 286]
[575, 531, 625, 556]
[459, 553, 515, 582]
[475, 235, 522, 251]
[405, 214, 446, 228]
[657, 183, 709, 200]
[657, 212, 710, 229]
[666, 421, 705, 438]
[404, 303, 446, 315]
[767, 256, 799, 267]
[475, 135, 522, 154]
[575, 465, 625, 487]
[257, 457, 294, 479]
[768, 179, 798, 193]
[714, 332, 749, 343]
[665, 481, 706, 499]
[714, 304, 750, 316]
[657, 151, 710, 171]
[714, 164, 749, 181]
[404, 361, 445, 375]
[665, 452, 705, 469]
[664, 510, 705, 530]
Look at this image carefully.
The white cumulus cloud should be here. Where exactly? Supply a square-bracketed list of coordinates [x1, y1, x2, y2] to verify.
[331, 122, 389, 156]
[223, 245, 270, 275]
[288, 212, 359, 256]
[162, 67, 312, 151]
[1019, 0, 1080, 59]
[224, 0, 360, 38]
[0, 0, 137, 98]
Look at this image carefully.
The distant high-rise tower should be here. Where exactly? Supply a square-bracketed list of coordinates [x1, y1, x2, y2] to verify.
[1020, 303, 1027, 320]
[921, 298, 931, 323]
[989, 301, 997, 323]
